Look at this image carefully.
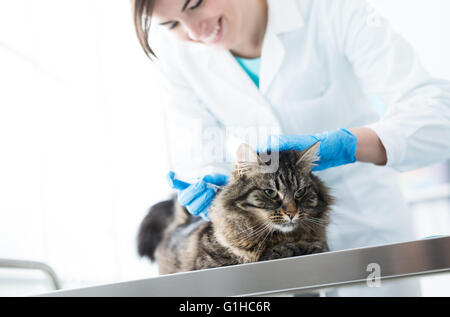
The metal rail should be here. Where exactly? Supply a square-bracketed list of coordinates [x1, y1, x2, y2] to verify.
[37, 236, 450, 297]
[0, 258, 61, 290]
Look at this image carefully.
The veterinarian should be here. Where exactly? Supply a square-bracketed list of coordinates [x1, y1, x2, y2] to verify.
[132, 0, 450, 295]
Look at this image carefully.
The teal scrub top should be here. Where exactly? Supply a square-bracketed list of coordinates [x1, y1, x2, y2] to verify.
[234, 56, 261, 88]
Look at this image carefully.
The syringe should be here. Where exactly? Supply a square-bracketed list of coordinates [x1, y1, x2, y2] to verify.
[166, 171, 224, 192]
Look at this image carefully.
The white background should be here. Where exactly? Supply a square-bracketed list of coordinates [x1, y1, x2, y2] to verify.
[0, 0, 449, 296]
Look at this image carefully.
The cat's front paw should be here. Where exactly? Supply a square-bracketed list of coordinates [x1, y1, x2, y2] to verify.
[304, 241, 329, 254]
[259, 241, 328, 261]
[259, 242, 304, 261]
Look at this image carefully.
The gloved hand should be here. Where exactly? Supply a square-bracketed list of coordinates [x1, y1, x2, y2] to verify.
[167, 171, 229, 221]
[257, 128, 357, 171]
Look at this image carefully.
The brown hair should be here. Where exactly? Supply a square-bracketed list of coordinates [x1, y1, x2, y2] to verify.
[132, 0, 157, 59]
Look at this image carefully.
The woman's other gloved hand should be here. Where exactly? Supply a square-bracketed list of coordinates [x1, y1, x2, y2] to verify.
[257, 128, 357, 171]
[167, 172, 229, 221]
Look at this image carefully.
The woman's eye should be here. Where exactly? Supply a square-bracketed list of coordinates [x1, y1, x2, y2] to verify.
[169, 21, 179, 30]
[264, 189, 278, 199]
[294, 188, 306, 199]
[189, 0, 203, 10]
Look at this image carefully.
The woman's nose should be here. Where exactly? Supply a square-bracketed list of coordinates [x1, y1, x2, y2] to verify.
[183, 19, 207, 41]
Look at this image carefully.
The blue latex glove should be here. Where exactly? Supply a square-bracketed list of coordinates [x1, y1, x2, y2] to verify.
[257, 128, 357, 171]
[167, 171, 229, 221]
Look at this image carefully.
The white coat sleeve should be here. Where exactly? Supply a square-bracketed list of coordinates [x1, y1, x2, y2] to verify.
[152, 42, 232, 178]
[330, 0, 450, 172]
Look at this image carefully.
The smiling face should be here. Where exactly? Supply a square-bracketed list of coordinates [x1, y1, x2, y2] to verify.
[151, 0, 267, 57]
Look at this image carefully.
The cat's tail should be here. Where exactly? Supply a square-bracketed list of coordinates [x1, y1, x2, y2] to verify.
[137, 197, 189, 261]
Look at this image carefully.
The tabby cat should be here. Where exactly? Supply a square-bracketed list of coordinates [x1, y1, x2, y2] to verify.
[137, 142, 333, 274]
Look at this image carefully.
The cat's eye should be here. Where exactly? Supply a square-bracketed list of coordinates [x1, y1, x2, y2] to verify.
[264, 189, 278, 199]
[294, 188, 306, 199]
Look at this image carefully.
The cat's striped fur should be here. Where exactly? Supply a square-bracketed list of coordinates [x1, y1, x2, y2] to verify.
[137, 143, 333, 274]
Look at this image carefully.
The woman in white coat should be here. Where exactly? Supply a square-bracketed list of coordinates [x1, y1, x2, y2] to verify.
[132, 0, 450, 294]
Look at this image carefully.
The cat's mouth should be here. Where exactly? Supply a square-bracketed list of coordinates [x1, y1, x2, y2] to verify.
[273, 222, 297, 233]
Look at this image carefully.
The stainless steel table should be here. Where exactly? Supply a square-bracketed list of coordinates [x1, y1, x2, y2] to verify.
[37, 236, 450, 297]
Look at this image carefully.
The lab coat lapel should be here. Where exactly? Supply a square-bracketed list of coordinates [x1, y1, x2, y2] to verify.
[259, 23, 284, 94]
[188, 0, 305, 130]
[260, 0, 305, 94]
[200, 47, 281, 129]
[204, 48, 261, 101]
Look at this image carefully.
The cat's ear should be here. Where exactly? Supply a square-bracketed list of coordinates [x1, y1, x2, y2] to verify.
[296, 141, 320, 170]
[233, 143, 262, 179]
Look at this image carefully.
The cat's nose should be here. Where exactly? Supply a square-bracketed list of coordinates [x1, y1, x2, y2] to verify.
[286, 211, 296, 220]
[283, 202, 297, 219]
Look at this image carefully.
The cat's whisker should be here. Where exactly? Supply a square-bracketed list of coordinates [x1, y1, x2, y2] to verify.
[303, 218, 327, 227]
[231, 222, 265, 236]
[233, 227, 267, 242]
[248, 222, 272, 238]
[247, 223, 273, 240]
[308, 216, 329, 223]
[236, 222, 269, 237]
[228, 222, 271, 242]
[230, 225, 272, 248]
[255, 224, 274, 255]
[298, 219, 315, 233]
[300, 219, 321, 229]
[227, 228, 264, 243]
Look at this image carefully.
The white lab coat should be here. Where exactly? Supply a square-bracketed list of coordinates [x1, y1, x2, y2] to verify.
[149, 0, 450, 254]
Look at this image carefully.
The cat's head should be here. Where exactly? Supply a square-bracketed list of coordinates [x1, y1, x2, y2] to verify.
[210, 142, 333, 234]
